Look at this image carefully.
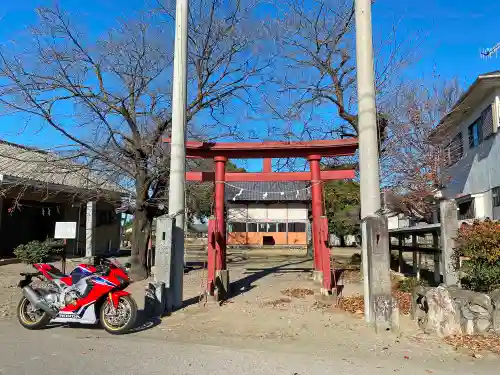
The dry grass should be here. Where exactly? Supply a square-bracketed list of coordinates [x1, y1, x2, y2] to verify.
[262, 297, 292, 308]
[337, 291, 412, 317]
[281, 288, 314, 298]
[445, 335, 500, 356]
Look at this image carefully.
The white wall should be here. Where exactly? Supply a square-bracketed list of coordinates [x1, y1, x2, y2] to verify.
[287, 203, 308, 220]
[226, 203, 308, 222]
[227, 203, 247, 221]
[267, 203, 287, 220]
[442, 89, 500, 220]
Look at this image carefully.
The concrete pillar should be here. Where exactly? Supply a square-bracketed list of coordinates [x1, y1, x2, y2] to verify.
[214, 156, 229, 299]
[308, 155, 323, 274]
[439, 200, 459, 285]
[355, 0, 384, 323]
[85, 201, 96, 258]
[166, 0, 189, 311]
[147, 215, 174, 315]
[364, 215, 398, 332]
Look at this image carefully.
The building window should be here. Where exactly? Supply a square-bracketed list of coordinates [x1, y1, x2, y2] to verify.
[444, 133, 463, 167]
[288, 222, 306, 232]
[493, 187, 500, 207]
[482, 105, 494, 139]
[267, 223, 277, 232]
[458, 199, 475, 220]
[278, 223, 287, 232]
[228, 222, 246, 232]
[468, 118, 482, 149]
[258, 223, 267, 232]
[247, 223, 258, 232]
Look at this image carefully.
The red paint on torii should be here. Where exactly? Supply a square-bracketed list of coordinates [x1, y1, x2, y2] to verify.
[163, 138, 359, 298]
[163, 138, 358, 158]
[186, 170, 355, 182]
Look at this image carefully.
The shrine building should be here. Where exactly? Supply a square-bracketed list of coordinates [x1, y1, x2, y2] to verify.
[225, 179, 311, 247]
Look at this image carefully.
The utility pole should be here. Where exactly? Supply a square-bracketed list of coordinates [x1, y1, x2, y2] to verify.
[354, 0, 383, 322]
[166, 0, 189, 310]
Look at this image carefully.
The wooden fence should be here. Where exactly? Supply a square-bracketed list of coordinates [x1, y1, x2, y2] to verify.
[387, 199, 460, 286]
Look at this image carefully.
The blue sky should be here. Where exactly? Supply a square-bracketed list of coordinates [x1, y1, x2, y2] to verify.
[0, 0, 499, 172]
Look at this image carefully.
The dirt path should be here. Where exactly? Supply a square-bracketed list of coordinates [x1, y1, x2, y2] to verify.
[1, 252, 496, 368]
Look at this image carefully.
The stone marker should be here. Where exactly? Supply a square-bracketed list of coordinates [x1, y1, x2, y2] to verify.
[439, 200, 459, 285]
[363, 215, 398, 333]
[145, 215, 174, 316]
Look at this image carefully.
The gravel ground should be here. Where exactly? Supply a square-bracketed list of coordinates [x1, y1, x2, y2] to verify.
[1, 251, 498, 369]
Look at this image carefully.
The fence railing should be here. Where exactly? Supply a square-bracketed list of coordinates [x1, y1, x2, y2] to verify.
[387, 200, 460, 286]
[388, 223, 441, 284]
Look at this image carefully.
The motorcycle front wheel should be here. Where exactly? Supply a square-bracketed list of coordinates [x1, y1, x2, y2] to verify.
[100, 295, 137, 334]
[17, 297, 51, 330]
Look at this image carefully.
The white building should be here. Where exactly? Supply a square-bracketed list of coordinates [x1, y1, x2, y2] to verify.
[432, 71, 500, 220]
[225, 181, 310, 247]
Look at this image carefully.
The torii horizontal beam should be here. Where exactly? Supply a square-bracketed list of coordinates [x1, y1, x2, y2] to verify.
[163, 138, 358, 159]
[186, 170, 355, 182]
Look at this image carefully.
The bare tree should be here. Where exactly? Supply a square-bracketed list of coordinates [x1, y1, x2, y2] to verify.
[381, 78, 461, 220]
[0, 2, 271, 279]
[264, 0, 415, 142]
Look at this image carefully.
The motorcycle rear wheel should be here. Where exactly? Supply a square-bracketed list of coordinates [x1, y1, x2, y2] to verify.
[100, 295, 137, 334]
[17, 297, 51, 330]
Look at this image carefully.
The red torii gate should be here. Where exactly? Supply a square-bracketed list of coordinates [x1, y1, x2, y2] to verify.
[164, 138, 358, 297]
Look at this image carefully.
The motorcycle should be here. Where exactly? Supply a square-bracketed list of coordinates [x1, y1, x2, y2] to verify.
[16, 257, 137, 335]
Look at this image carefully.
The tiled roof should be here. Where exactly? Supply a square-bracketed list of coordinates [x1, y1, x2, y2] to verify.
[0, 140, 124, 194]
[225, 181, 311, 202]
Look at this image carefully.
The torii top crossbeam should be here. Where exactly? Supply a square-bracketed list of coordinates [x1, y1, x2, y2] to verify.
[163, 138, 358, 159]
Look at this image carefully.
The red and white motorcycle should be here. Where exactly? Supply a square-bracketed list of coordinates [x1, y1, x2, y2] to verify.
[17, 257, 137, 334]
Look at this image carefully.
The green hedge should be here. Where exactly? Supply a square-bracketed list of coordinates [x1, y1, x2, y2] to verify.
[454, 220, 500, 292]
[13, 240, 65, 264]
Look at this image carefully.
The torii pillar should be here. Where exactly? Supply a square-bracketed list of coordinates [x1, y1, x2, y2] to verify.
[207, 156, 230, 299]
[308, 155, 323, 272]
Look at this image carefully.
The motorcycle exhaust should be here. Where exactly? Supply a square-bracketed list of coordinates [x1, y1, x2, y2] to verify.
[22, 286, 58, 317]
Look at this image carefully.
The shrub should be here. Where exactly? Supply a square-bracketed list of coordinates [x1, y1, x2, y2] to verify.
[14, 240, 52, 264]
[396, 276, 428, 293]
[350, 253, 362, 265]
[454, 220, 500, 292]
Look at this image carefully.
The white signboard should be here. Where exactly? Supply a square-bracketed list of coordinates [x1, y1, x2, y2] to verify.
[54, 221, 77, 239]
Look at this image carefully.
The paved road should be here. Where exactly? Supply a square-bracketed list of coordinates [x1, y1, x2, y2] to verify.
[0, 320, 498, 375]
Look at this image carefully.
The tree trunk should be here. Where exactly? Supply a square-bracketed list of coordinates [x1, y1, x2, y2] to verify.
[130, 207, 151, 281]
[340, 235, 346, 248]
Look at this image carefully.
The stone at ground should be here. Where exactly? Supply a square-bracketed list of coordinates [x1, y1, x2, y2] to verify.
[464, 319, 474, 335]
[425, 286, 462, 337]
[470, 304, 490, 315]
[490, 289, 500, 308]
[493, 310, 500, 332]
[461, 306, 475, 320]
[472, 294, 492, 312]
[476, 319, 491, 334]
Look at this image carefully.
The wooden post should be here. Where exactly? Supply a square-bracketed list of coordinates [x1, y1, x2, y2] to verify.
[398, 235, 404, 273]
[432, 232, 440, 285]
[411, 234, 419, 280]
